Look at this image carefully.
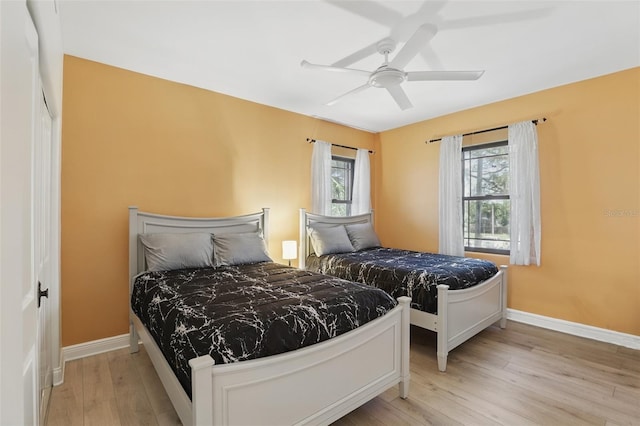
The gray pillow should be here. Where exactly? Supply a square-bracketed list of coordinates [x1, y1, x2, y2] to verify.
[139, 232, 214, 272]
[309, 225, 354, 256]
[345, 222, 381, 251]
[212, 232, 272, 266]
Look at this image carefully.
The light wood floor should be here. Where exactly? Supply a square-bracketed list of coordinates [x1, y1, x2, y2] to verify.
[46, 321, 640, 426]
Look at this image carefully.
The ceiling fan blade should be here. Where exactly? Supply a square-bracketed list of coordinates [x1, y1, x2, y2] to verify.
[326, 84, 371, 106]
[301, 60, 371, 78]
[389, 24, 437, 70]
[386, 85, 413, 110]
[324, 0, 402, 28]
[440, 8, 553, 31]
[406, 70, 485, 81]
[390, 1, 446, 41]
[332, 41, 380, 68]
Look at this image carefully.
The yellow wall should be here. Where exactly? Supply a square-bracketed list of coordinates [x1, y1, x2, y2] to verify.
[62, 55, 638, 346]
[375, 67, 640, 336]
[61, 55, 376, 346]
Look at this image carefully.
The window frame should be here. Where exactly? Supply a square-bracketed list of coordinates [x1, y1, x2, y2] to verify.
[461, 140, 510, 255]
[330, 155, 355, 217]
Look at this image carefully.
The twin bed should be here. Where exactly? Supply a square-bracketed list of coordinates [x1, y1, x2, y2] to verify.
[129, 206, 507, 426]
[128, 207, 410, 426]
[299, 209, 507, 372]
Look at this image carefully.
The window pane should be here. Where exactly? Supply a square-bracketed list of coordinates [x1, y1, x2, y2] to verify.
[463, 199, 510, 251]
[331, 203, 350, 216]
[331, 156, 354, 217]
[331, 158, 353, 201]
[463, 144, 508, 159]
[464, 153, 509, 196]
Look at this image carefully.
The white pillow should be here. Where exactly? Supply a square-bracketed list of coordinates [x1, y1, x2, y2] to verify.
[308, 225, 354, 256]
[212, 232, 272, 267]
[345, 222, 381, 251]
[139, 233, 214, 272]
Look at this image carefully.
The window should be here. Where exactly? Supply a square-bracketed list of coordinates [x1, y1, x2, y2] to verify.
[331, 156, 354, 216]
[462, 141, 510, 254]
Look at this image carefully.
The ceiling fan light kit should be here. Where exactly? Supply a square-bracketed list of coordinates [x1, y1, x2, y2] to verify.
[369, 68, 406, 88]
[301, 23, 484, 110]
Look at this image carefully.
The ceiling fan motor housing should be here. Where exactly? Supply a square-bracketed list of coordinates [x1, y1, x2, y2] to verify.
[369, 67, 407, 88]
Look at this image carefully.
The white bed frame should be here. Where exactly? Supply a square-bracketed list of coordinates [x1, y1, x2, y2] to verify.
[299, 208, 507, 372]
[129, 206, 411, 426]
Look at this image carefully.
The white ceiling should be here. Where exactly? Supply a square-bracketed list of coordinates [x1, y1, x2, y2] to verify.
[58, 0, 639, 133]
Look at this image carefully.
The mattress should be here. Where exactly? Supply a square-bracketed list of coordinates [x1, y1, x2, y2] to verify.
[306, 247, 498, 314]
[131, 261, 397, 397]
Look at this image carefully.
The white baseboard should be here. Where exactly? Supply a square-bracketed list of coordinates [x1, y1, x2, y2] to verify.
[507, 309, 640, 350]
[54, 333, 132, 385]
[62, 333, 131, 362]
[53, 365, 64, 386]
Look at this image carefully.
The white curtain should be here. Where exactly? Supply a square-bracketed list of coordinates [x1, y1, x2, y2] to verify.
[351, 148, 371, 215]
[438, 135, 464, 256]
[311, 140, 332, 215]
[508, 121, 541, 265]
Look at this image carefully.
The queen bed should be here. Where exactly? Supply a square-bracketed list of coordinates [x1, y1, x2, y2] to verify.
[299, 208, 507, 372]
[128, 206, 410, 426]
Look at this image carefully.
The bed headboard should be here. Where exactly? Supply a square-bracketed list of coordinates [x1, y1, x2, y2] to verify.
[298, 208, 373, 269]
[129, 207, 269, 291]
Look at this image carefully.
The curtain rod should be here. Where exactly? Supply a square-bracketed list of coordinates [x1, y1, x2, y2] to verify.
[306, 138, 374, 154]
[426, 117, 547, 144]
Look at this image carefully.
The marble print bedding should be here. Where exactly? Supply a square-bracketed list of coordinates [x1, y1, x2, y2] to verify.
[306, 248, 498, 314]
[131, 262, 397, 398]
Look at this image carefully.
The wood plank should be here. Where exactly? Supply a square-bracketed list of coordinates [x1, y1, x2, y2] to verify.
[45, 359, 84, 426]
[612, 386, 640, 418]
[332, 397, 425, 426]
[133, 345, 180, 419]
[83, 353, 116, 403]
[410, 362, 540, 425]
[83, 399, 122, 426]
[469, 331, 619, 397]
[108, 348, 158, 426]
[155, 410, 182, 426]
[446, 355, 606, 425]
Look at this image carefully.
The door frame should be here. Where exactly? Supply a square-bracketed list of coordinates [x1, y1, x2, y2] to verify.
[36, 90, 55, 422]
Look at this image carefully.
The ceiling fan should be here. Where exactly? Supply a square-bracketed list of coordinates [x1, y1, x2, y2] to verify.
[301, 23, 484, 110]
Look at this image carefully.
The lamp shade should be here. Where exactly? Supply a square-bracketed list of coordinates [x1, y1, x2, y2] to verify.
[282, 240, 297, 260]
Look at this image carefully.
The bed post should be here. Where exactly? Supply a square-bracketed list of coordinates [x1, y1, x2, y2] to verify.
[128, 206, 139, 354]
[189, 355, 215, 426]
[397, 296, 411, 399]
[261, 207, 270, 248]
[436, 284, 449, 372]
[499, 265, 508, 329]
[299, 208, 307, 269]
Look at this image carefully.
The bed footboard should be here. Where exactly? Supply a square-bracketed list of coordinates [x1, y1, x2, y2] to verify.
[436, 265, 507, 371]
[191, 296, 411, 426]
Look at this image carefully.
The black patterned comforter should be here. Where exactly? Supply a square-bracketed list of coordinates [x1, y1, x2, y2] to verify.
[131, 262, 397, 398]
[306, 248, 498, 314]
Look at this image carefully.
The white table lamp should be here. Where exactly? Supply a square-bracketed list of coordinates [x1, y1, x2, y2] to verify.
[282, 240, 297, 267]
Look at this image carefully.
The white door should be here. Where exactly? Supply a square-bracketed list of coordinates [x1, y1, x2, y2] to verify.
[25, 8, 42, 425]
[0, 3, 41, 424]
[36, 92, 54, 423]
